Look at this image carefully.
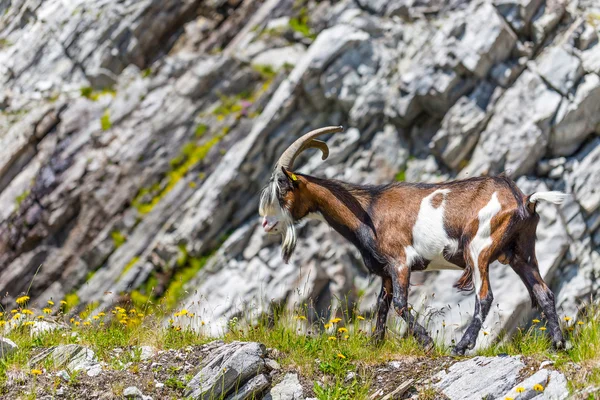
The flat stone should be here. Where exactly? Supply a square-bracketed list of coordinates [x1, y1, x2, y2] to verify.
[433, 356, 526, 400]
[264, 373, 304, 400]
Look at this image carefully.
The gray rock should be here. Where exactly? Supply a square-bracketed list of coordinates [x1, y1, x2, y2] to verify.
[531, 0, 566, 45]
[252, 45, 306, 71]
[502, 369, 569, 399]
[461, 70, 562, 177]
[185, 341, 266, 399]
[225, 374, 270, 400]
[494, 0, 544, 34]
[430, 81, 497, 169]
[569, 140, 600, 214]
[29, 345, 99, 374]
[264, 373, 304, 400]
[0, 337, 18, 359]
[433, 356, 525, 400]
[535, 46, 584, 95]
[551, 73, 600, 156]
[123, 386, 144, 399]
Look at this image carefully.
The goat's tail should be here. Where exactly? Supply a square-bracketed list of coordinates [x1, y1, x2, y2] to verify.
[525, 191, 570, 213]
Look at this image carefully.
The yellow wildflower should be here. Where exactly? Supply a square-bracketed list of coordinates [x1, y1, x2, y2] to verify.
[47, 300, 54, 306]
[43, 308, 52, 314]
[70, 318, 75, 323]
[37, 316, 44, 320]
[16, 296, 30, 305]
[188, 313, 195, 317]
[24, 321, 35, 326]
[336, 353, 346, 359]
[483, 331, 489, 336]
[168, 319, 174, 324]
[324, 323, 332, 329]
[74, 321, 80, 326]
[83, 321, 91, 326]
[129, 309, 137, 314]
[100, 322, 105, 326]
[505, 398, 514, 400]
[10, 310, 17, 314]
[356, 316, 365, 320]
[330, 318, 342, 324]
[0, 312, 3, 317]
[577, 321, 584, 325]
[533, 384, 544, 392]
[328, 336, 337, 341]
[563, 316, 571, 322]
[295, 315, 307, 320]
[93, 315, 100, 320]
[201, 321, 206, 326]
[60, 300, 67, 306]
[138, 313, 145, 318]
[539, 327, 547, 331]
[22, 309, 33, 315]
[12, 313, 21, 320]
[338, 327, 348, 333]
[30, 369, 42, 376]
[98, 312, 106, 317]
[532, 319, 540, 324]
[0, 321, 6, 327]
[516, 387, 525, 393]
[119, 320, 127, 325]
[344, 335, 349, 340]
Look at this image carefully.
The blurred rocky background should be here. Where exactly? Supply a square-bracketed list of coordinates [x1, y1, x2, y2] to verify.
[1, 0, 599, 349]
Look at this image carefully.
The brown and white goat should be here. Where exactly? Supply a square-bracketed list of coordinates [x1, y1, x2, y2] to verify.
[259, 126, 566, 355]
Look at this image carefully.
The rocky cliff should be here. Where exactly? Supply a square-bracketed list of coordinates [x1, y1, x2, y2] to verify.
[1, 0, 600, 349]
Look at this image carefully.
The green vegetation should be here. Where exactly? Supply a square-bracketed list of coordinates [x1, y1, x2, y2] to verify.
[110, 230, 127, 248]
[119, 257, 140, 278]
[194, 123, 208, 138]
[80, 87, 116, 101]
[395, 170, 406, 182]
[63, 293, 79, 312]
[1, 298, 599, 398]
[288, 7, 316, 40]
[14, 189, 30, 209]
[100, 110, 111, 131]
[133, 131, 226, 215]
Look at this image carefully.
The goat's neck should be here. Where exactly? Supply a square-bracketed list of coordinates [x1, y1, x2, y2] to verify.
[303, 177, 369, 237]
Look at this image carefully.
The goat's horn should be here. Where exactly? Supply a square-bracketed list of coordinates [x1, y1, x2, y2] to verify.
[276, 126, 343, 171]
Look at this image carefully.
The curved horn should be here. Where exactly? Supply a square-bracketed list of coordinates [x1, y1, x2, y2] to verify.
[276, 126, 343, 171]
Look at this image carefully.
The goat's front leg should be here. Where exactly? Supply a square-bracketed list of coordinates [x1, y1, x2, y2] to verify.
[373, 276, 393, 343]
[453, 260, 493, 356]
[389, 263, 434, 350]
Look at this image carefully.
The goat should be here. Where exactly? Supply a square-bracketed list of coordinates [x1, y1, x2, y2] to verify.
[259, 126, 567, 355]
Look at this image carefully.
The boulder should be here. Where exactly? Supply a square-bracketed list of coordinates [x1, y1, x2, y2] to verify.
[502, 369, 569, 399]
[185, 341, 266, 399]
[433, 356, 525, 400]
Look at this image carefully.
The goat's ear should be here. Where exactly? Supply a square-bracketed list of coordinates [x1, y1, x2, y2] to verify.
[281, 167, 300, 186]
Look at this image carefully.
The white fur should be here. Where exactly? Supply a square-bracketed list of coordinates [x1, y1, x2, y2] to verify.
[529, 191, 570, 205]
[306, 212, 326, 223]
[408, 189, 462, 271]
[469, 192, 502, 293]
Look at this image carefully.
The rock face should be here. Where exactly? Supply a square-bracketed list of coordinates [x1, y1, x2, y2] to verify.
[1, 0, 600, 349]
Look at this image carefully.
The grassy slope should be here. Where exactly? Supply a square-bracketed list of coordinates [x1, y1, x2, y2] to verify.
[1, 298, 599, 399]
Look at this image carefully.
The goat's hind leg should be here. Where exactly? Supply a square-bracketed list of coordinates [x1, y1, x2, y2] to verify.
[373, 276, 393, 344]
[453, 257, 494, 356]
[389, 263, 434, 350]
[511, 254, 564, 349]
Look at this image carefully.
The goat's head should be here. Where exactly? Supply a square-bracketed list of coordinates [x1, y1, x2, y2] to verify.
[259, 126, 343, 262]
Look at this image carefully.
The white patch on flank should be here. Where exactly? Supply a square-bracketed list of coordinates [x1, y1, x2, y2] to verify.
[469, 192, 502, 293]
[408, 189, 462, 271]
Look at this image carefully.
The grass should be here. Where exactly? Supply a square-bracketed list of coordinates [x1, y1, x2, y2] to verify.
[80, 87, 116, 101]
[2, 295, 599, 398]
[14, 190, 30, 209]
